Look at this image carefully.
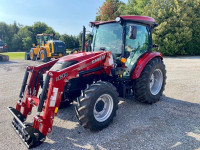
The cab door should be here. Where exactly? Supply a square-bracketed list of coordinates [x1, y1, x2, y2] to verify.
[123, 23, 151, 78]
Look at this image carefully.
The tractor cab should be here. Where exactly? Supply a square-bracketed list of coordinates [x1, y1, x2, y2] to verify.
[36, 34, 53, 46]
[89, 16, 158, 78]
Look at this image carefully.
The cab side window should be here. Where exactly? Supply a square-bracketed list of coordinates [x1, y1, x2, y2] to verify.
[124, 23, 150, 76]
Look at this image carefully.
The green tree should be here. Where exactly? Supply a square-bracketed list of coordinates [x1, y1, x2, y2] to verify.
[22, 37, 32, 51]
[0, 22, 14, 51]
[184, 0, 200, 55]
[121, 0, 150, 15]
[96, 0, 125, 21]
[0, 22, 10, 41]
[12, 34, 22, 51]
[32, 22, 48, 35]
[78, 33, 91, 50]
[12, 27, 33, 51]
[0, 21, 80, 52]
[54, 32, 60, 40]
[60, 34, 79, 50]
[144, 0, 197, 56]
[32, 22, 48, 44]
[18, 27, 33, 38]
[9, 21, 19, 36]
[45, 27, 55, 35]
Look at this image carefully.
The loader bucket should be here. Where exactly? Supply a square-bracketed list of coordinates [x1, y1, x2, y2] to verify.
[7, 61, 58, 148]
[7, 107, 45, 149]
[0, 54, 9, 61]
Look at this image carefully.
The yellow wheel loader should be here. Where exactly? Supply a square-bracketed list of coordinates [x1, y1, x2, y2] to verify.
[26, 34, 66, 62]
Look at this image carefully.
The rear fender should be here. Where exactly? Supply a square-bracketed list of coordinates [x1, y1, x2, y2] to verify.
[131, 52, 163, 79]
[40, 46, 51, 57]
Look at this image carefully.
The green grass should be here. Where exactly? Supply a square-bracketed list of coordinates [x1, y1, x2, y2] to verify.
[0, 52, 25, 60]
[0, 50, 73, 60]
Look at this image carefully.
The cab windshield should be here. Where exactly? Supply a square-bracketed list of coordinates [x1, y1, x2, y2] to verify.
[37, 35, 53, 46]
[91, 23, 123, 55]
[43, 35, 53, 41]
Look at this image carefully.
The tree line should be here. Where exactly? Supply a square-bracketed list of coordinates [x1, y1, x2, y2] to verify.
[96, 0, 200, 56]
[0, 21, 79, 52]
[0, 0, 200, 56]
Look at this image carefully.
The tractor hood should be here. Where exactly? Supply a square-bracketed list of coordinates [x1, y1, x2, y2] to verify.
[49, 51, 106, 72]
[58, 51, 105, 63]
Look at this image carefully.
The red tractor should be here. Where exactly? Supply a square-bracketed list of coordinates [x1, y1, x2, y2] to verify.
[8, 16, 166, 148]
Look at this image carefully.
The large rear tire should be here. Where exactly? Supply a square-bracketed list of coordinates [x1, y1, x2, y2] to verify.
[75, 81, 119, 131]
[134, 57, 166, 104]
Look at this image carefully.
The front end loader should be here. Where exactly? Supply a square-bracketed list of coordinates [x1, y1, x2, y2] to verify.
[8, 15, 166, 148]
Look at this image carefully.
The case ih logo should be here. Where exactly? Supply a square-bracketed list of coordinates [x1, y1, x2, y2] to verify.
[56, 73, 67, 81]
[78, 55, 106, 71]
[92, 55, 105, 64]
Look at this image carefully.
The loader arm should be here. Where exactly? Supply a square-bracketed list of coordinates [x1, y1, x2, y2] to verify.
[7, 51, 114, 148]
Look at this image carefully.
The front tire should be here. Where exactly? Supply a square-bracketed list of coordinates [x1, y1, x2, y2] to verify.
[30, 49, 36, 61]
[40, 50, 50, 62]
[75, 81, 119, 131]
[134, 57, 166, 104]
[25, 52, 30, 60]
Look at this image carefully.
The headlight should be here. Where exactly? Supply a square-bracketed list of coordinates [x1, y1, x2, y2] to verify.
[115, 17, 121, 22]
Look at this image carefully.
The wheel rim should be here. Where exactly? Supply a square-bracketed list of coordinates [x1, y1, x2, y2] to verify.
[93, 94, 113, 122]
[30, 52, 33, 59]
[150, 69, 163, 95]
[41, 53, 44, 60]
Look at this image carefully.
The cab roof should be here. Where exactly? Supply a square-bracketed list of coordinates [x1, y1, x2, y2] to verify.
[90, 15, 156, 26]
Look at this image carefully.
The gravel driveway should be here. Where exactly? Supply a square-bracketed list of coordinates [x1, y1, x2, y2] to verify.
[0, 57, 200, 150]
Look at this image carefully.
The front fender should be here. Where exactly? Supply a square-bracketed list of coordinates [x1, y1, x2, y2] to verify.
[131, 52, 163, 79]
[32, 48, 39, 55]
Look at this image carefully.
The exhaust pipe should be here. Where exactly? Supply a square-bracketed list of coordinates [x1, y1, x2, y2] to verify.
[82, 26, 86, 51]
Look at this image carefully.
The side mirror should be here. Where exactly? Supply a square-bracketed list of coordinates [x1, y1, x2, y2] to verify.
[129, 26, 137, 40]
